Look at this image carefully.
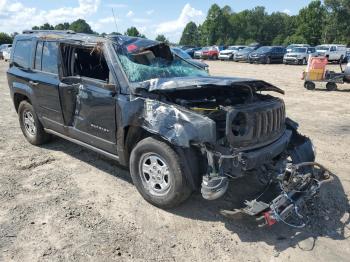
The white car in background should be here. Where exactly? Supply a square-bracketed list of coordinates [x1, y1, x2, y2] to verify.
[286, 44, 310, 53]
[316, 44, 347, 62]
[219, 45, 246, 60]
[2, 47, 11, 61]
[0, 44, 12, 60]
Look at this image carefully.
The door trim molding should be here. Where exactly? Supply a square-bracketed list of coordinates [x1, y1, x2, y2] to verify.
[44, 128, 120, 161]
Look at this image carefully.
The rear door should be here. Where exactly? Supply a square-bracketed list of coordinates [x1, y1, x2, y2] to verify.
[31, 40, 64, 128]
[329, 46, 337, 60]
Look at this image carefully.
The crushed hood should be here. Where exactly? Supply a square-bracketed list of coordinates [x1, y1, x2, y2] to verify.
[133, 76, 285, 94]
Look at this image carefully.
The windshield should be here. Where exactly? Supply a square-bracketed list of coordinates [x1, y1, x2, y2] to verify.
[227, 46, 238, 51]
[115, 44, 208, 83]
[255, 46, 272, 53]
[291, 47, 307, 53]
[240, 47, 253, 53]
[171, 48, 192, 59]
[317, 46, 329, 51]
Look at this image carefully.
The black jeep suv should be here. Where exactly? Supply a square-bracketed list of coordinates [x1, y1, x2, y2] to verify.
[7, 31, 327, 224]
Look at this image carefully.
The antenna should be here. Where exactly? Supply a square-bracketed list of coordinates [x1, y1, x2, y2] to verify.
[112, 8, 118, 33]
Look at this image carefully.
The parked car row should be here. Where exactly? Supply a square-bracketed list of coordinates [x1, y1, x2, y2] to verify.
[0, 44, 12, 60]
[179, 43, 348, 65]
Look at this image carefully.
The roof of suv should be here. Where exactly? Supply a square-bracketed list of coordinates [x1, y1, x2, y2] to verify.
[16, 30, 158, 48]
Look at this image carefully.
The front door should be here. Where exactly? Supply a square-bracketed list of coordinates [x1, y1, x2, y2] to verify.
[59, 44, 118, 154]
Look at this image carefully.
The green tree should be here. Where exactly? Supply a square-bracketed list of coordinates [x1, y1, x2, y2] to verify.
[179, 22, 200, 45]
[124, 26, 145, 38]
[55, 22, 70, 30]
[324, 0, 350, 44]
[295, 1, 326, 46]
[0, 32, 13, 45]
[155, 34, 169, 44]
[201, 4, 230, 45]
[283, 34, 308, 45]
[39, 23, 54, 30]
[69, 19, 93, 33]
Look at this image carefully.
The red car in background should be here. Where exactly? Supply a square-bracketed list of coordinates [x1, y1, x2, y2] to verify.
[201, 46, 220, 60]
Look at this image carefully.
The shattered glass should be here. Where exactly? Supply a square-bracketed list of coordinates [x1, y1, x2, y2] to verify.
[116, 46, 208, 83]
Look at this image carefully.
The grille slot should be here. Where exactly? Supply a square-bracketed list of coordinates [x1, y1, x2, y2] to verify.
[226, 98, 286, 148]
[253, 104, 285, 140]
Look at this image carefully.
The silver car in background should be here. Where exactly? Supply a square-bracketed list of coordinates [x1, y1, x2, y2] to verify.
[286, 44, 310, 53]
[233, 47, 256, 62]
[283, 46, 316, 65]
[194, 47, 208, 59]
[218, 45, 246, 60]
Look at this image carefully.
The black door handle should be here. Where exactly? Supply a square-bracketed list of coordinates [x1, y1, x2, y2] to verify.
[29, 80, 39, 86]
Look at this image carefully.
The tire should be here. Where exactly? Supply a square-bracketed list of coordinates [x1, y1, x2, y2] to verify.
[339, 55, 344, 64]
[302, 58, 307, 65]
[304, 81, 315, 90]
[326, 82, 337, 91]
[18, 100, 51, 145]
[129, 137, 192, 209]
[212, 55, 218, 60]
[266, 57, 271, 64]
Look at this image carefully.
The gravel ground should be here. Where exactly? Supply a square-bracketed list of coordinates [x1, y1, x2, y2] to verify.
[0, 60, 349, 261]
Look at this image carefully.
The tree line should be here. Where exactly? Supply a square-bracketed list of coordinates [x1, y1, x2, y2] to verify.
[180, 0, 350, 47]
[0, 18, 153, 45]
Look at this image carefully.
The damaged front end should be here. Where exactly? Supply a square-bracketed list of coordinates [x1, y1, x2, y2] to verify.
[146, 79, 331, 228]
[112, 36, 332, 227]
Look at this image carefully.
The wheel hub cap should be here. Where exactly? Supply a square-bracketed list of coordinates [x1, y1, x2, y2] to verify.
[139, 153, 171, 196]
[23, 111, 36, 136]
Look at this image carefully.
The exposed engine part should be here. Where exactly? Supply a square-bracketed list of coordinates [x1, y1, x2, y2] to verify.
[222, 162, 332, 228]
[201, 175, 229, 200]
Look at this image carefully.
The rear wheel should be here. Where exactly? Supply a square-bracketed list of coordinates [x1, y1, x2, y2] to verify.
[304, 81, 315, 90]
[18, 101, 51, 145]
[326, 82, 337, 91]
[129, 137, 192, 208]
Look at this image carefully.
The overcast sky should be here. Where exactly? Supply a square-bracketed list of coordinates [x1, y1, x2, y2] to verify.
[0, 0, 312, 42]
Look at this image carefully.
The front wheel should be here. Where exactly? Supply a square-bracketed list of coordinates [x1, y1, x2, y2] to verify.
[18, 101, 51, 145]
[304, 81, 315, 90]
[266, 57, 271, 64]
[129, 137, 192, 208]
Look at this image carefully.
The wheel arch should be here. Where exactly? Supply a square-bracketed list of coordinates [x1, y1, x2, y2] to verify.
[13, 92, 31, 112]
[122, 125, 202, 190]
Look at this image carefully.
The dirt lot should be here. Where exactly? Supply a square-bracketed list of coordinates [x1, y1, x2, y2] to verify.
[0, 60, 349, 262]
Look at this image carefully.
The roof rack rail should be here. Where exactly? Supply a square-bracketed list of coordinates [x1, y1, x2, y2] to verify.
[22, 30, 76, 34]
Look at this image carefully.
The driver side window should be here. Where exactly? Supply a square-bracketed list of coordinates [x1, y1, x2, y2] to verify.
[61, 44, 111, 83]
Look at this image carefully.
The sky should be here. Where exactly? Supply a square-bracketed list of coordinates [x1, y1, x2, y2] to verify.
[0, 0, 313, 42]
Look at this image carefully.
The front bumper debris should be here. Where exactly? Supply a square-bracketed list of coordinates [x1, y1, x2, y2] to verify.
[222, 162, 333, 228]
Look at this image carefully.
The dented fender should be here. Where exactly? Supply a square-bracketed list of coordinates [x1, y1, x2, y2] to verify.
[117, 97, 217, 148]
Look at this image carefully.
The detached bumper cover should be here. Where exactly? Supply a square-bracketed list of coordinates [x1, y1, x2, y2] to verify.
[240, 130, 291, 170]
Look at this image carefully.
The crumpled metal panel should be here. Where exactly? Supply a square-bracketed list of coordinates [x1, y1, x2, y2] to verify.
[117, 96, 216, 148]
[133, 76, 285, 94]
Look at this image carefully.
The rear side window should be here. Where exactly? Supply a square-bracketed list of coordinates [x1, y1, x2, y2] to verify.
[13, 40, 32, 68]
[34, 41, 43, 70]
[42, 41, 58, 74]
